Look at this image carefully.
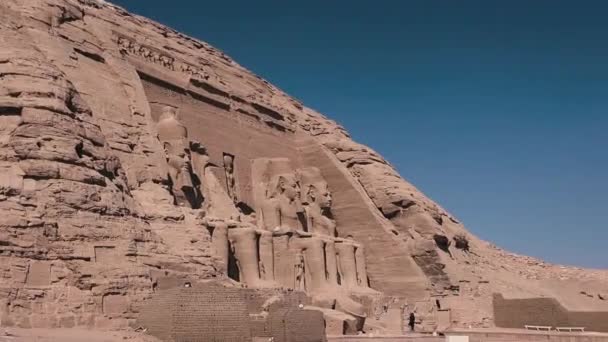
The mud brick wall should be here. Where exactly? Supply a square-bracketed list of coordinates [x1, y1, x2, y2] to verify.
[138, 284, 251, 342]
[568, 311, 608, 333]
[446, 331, 608, 342]
[493, 293, 608, 332]
[172, 287, 252, 342]
[492, 293, 569, 328]
[246, 289, 322, 342]
[138, 283, 325, 342]
[268, 308, 326, 342]
[137, 290, 175, 342]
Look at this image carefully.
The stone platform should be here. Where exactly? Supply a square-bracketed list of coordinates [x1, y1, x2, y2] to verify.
[327, 328, 608, 342]
[448, 328, 608, 342]
[328, 334, 442, 342]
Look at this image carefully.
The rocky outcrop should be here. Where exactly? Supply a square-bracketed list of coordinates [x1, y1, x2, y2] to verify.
[0, 1, 218, 329]
[0, 0, 606, 336]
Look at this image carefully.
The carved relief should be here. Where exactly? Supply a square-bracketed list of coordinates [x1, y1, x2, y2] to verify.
[290, 237, 328, 294]
[222, 153, 238, 203]
[117, 35, 208, 80]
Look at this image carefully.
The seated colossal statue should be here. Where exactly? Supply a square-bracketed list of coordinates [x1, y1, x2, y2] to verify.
[298, 167, 336, 237]
[261, 173, 304, 234]
[249, 157, 373, 328]
[156, 106, 194, 206]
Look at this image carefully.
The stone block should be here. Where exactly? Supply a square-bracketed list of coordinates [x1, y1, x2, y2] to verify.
[102, 294, 128, 315]
[25, 261, 51, 287]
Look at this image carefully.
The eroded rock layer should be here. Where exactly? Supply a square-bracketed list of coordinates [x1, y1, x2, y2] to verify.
[0, 0, 607, 336]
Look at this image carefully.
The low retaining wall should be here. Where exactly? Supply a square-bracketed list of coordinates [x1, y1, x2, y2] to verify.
[328, 329, 608, 342]
[493, 293, 608, 332]
[327, 335, 442, 342]
[138, 282, 326, 342]
[448, 328, 608, 342]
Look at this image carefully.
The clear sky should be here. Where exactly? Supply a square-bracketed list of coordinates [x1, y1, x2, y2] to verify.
[110, 0, 607, 269]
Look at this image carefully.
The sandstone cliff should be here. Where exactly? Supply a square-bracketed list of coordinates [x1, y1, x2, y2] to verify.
[0, 0, 606, 334]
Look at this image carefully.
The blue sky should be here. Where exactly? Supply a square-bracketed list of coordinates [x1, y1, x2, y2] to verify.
[110, 0, 608, 268]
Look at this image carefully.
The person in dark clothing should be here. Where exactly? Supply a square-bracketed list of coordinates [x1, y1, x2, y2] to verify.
[408, 312, 416, 332]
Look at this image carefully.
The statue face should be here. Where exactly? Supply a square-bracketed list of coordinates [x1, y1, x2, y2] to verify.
[318, 183, 332, 208]
[182, 148, 192, 165]
[280, 175, 301, 201]
[308, 182, 332, 208]
[160, 106, 178, 120]
[223, 155, 234, 171]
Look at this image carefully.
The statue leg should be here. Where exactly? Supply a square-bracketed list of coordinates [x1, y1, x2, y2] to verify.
[258, 231, 274, 281]
[228, 228, 261, 286]
[355, 245, 369, 287]
[291, 237, 328, 293]
[325, 240, 339, 286]
[336, 242, 358, 288]
[211, 223, 229, 274]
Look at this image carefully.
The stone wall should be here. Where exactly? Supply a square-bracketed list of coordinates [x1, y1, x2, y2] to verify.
[493, 294, 608, 332]
[447, 330, 608, 342]
[138, 283, 326, 342]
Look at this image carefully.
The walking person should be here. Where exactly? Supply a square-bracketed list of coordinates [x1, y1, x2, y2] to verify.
[408, 312, 416, 332]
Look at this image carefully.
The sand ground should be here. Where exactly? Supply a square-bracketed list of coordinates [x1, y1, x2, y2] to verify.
[0, 328, 160, 342]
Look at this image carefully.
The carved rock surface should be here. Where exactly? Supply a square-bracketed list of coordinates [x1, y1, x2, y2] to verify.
[0, 0, 606, 337]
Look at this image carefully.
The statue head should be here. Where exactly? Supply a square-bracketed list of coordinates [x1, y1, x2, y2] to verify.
[268, 173, 301, 202]
[298, 167, 332, 209]
[159, 105, 178, 121]
[157, 105, 188, 146]
[223, 154, 234, 172]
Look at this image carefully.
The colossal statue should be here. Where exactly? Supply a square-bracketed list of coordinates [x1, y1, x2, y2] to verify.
[252, 158, 304, 233]
[299, 167, 336, 236]
[246, 157, 372, 331]
[261, 173, 303, 233]
[156, 106, 194, 206]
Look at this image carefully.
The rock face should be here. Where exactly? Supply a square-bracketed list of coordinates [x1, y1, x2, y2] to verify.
[0, 0, 607, 337]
